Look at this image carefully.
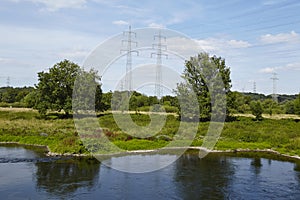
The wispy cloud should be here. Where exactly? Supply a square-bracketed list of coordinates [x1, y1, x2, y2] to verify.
[165, 36, 251, 59]
[260, 31, 299, 44]
[148, 23, 165, 29]
[58, 47, 90, 61]
[282, 62, 300, 71]
[8, 0, 87, 11]
[0, 57, 12, 63]
[196, 38, 251, 53]
[112, 20, 129, 26]
[260, 62, 300, 73]
[262, 0, 288, 6]
[260, 67, 277, 73]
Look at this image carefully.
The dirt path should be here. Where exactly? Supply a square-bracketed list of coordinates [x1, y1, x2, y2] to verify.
[234, 113, 300, 120]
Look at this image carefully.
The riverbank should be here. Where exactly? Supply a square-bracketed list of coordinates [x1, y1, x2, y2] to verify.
[2, 141, 300, 166]
[1, 109, 300, 157]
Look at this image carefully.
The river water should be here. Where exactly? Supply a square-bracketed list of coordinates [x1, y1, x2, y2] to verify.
[1, 145, 300, 200]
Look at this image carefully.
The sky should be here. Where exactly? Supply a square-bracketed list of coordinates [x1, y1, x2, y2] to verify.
[0, 0, 300, 95]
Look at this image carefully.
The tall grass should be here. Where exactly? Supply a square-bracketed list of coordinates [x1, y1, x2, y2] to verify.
[1, 110, 300, 155]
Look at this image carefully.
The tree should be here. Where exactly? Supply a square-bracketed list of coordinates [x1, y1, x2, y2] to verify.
[250, 101, 263, 120]
[177, 53, 231, 120]
[72, 68, 102, 113]
[295, 93, 300, 115]
[226, 91, 252, 114]
[35, 60, 102, 115]
[0, 87, 34, 104]
[262, 99, 276, 116]
[175, 82, 199, 121]
[285, 100, 295, 114]
[101, 91, 112, 111]
[23, 90, 38, 108]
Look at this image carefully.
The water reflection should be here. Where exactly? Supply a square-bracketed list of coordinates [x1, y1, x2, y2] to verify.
[1, 146, 300, 199]
[35, 158, 100, 197]
[174, 153, 235, 199]
[251, 158, 262, 175]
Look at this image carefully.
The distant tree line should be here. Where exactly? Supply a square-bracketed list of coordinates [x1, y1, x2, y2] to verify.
[0, 86, 34, 107]
[1, 57, 299, 119]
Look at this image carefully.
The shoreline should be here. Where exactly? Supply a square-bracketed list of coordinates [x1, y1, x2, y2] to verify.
[1, 141, 300, 161]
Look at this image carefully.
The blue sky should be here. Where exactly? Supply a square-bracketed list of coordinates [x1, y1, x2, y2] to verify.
[0, 0, 300, 94]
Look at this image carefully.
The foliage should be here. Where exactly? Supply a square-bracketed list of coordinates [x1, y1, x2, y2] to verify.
[35, 60, 102, 115]
[0, 87, 34, 103]
[250, 100, 263, 120]
[227, 91, 252, 114]
[175, 82, 199, 121]
[294, 94, 300, 115]
[1, 110, 300, 155]
[23, 90, 38, 108]
[176, 52, 231, 120]
[101, 91, 112, 111]
[72, 68, 102, 112]
[285, 100, 295, 114]
[262, 99, 276, 116]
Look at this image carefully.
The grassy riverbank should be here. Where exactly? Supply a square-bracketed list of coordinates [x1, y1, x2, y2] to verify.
[0, 109, 300, 156]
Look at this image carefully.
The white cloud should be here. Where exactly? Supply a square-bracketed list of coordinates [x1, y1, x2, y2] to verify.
[148, 23, 165, 29]
[227, 40, 252, 48]
[162, 36, 251, 60]
[260, 67, 276, 73]
[8, 0, 87, 11]
[282, 62, 300, 71]
[260, 31, 299, 44]
[196, 38, 251, 53]
[112, 20, 129, 26]
[262, 0, 288, 6]
[0, 58, 12, 63]
[260, 62, 300, 73]
[58, 48, 90, 61]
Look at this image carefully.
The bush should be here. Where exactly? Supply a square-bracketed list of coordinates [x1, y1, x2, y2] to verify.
[250, 101, 263, 120]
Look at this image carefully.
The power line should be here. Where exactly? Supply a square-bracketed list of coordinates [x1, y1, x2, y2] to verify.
[151, 29, 168, 99]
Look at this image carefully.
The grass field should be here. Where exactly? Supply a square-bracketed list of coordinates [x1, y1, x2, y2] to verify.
[0, 108, 300, 156]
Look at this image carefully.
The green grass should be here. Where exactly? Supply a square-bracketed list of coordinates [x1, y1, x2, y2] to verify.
[0, 110, 87, 154]
[1, 109, 300, 156]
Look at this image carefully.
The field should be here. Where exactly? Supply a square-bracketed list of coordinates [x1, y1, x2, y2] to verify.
[0, 108, 300, 156]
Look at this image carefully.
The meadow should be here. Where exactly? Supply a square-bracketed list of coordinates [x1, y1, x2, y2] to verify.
[1, 108, 300, 156]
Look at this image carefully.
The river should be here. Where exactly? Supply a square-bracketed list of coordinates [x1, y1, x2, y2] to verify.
[1, 144, 300, 199]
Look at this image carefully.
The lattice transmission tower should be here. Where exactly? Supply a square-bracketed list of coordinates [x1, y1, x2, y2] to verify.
[151, 30, 168, 99]
[121, 25, 138, 93]
[271, 72, 279, 102]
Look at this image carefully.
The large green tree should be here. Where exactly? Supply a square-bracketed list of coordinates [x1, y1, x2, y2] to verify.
[177, 53, 231, 120]
[35, 60, 102, 115]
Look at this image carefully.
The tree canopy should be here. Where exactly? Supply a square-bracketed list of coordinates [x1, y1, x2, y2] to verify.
[35, 60, 102, 115]
[250, 100, 263, 120]
[176, 52, 231, 120]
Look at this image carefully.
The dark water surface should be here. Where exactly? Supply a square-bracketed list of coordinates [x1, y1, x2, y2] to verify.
[1, 145, 300, 200]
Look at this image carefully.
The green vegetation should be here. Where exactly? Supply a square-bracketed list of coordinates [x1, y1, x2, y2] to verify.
[176, 53, 231, 120]
[34, 60, 102, 115]
[1, 109, 300, 156]
[1, 56, 300, 158]
[0, 110, 86, 154]
[250, 100, 263, 120]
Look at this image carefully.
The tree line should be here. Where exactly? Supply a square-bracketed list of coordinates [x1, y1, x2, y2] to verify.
[1, 55, 299, 120]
